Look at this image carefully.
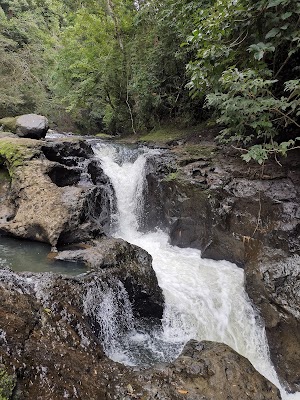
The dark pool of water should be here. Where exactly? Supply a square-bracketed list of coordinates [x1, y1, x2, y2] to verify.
[0, 236, 87, 275]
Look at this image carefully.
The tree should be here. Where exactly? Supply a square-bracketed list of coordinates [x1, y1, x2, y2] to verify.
[0, 0, 62, 119]
[186, 0, 300, 162]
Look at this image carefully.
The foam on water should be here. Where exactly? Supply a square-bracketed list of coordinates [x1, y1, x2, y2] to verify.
[93, 141, 300, 400]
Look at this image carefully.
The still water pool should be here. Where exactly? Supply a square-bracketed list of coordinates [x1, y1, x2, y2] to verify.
[0, 235, 87, 275]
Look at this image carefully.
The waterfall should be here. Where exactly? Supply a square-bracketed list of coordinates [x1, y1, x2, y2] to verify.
[93, 141, 299, 400]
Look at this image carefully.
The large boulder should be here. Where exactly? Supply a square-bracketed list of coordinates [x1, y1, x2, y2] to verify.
[16, 114, 49, 139]
[140, 340, 281, 400]
[0, 137, 113, 248]
[0, 114, 49, 139]
[54, 237, 164, 319]
[0, 268, 281, 400]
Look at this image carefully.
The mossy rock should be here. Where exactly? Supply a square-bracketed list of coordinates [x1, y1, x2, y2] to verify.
[138, 127, 185, 144]
[0, 367, 16, 400]
[0, 138, 41, 177]
[182, 144, 215, 159]
[0, 117, 17, 133]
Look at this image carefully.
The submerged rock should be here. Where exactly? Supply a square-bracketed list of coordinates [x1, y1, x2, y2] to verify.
[0, 268, 281, 400]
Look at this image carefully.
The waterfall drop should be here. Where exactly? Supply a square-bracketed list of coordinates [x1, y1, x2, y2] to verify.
[92, 141, 299, 400]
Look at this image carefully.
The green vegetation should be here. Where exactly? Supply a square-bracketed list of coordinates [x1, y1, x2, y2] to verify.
[0, 367, 15, 400]
[0, 0, 299, 162]
[164, 171, 180, 182]
[183, 145, 215, 159]
[138, 127, 186, 144]
[0, 118, 17, 132]
[0, 139, 39, 176]
[186, 0, 300, 163]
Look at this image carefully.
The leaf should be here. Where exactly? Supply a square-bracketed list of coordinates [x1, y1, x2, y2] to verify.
[255, 50, 265, 60]
[241, 153, 252, 163]
[267, 0, 286, 8]
[265, 28, 280, 39]
[281, 12, 292, 20]
[280, 23, 289, 30]
[177, 389, 189, 394]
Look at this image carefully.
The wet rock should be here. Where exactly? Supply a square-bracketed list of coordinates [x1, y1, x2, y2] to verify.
[55, 237, 164, 319]
[0, 168, 14, 224]
[245, 247, 300, 392]
[143, 146, 300, 391]
[138, 340, 281, 400]
[0, 268, 281, 400]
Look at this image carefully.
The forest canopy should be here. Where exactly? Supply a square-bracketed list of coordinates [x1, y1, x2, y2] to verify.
[0, 0, 299, 162]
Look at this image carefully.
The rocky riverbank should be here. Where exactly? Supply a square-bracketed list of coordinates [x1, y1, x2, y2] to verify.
[0, 265, 281, 399]
[0, 132, 296, 398]
[142, 133, 300, 392]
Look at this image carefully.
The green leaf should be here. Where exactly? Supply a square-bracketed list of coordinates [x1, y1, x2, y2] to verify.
[265, 28, 280, 39]
[267, 0, 286, 8]
[255, 50, 265, 60]
[242, 153, 252, 162]
[281, 12, 292, 20]
[280, 23, 289, 30]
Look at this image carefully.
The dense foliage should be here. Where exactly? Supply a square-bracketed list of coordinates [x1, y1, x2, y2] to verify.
[187, 0, 300, 162]
[0, 0, 61, 117]
[0, 0, 299, 160]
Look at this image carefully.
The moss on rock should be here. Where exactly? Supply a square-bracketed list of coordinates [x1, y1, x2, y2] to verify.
[0, 138, 41, 177]
[0, 367, 16, 400]
[0, 117, 17, 133]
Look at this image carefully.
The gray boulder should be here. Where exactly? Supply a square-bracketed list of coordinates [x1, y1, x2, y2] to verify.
[16, 114, 49, 139]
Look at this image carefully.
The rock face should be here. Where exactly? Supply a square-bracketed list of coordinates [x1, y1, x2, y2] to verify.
[245, 249, 300, 393]
[0, 267, 281, 400]
[143, 144, 300, 392]
[0, 137, 114, 247]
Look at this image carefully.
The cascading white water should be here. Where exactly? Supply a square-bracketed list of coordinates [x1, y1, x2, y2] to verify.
[83, 277, 136, 364]
[93, 141, 300, 400]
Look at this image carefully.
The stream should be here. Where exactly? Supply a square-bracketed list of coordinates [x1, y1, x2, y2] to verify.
[93, 141, 300, 400]
[0, 137, 299, 399]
